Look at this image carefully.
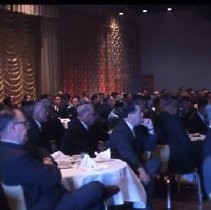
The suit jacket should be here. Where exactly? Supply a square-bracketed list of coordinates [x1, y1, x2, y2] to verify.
[97, 103, 113, 121]
[41, 117, 65, 149]
[53, 105, 69, 119]
[159, 111, 201, 173]
[0, 141, 66, 210]
[60, 119, 98, 156]
[187, 111, 208, 135]
[26, 117, 51, 152]
[151, 112, 168, 145]
[203, 128, 211, 159]
[134, 125, 157, 152]
[109, 119, 145, 174]
[66, 106, 77, 120]
[159, 111, 193, 158]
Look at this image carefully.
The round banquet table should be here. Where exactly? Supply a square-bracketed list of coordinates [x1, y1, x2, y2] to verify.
[60, 158, 146, 208]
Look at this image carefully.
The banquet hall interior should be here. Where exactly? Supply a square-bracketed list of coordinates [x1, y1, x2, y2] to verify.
[1, 4, 211, 101]
[1, 3, 211, 210]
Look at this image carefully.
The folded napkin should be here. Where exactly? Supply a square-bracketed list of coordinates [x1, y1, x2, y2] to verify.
[51, 151, 70, 160]
[80, 154, 101, 171]
[95, 148, 111, 161]
[59, 118, 70, 122]
[59, 118, 70, 129]
[51, 151, 71, 168]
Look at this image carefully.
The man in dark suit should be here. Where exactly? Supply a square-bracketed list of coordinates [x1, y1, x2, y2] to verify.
[159, 97, 202, 174]
[109, 100, 161, 210]
[187, 98, 209, 135]
[203, 129, 211, 159]
[22, 100, 52, 152]
[53, 94, 69, 118]
[60, 103, 98, 156]
[0, 108, 119, 210]
[97, 96, 114, 121]
[66, 95, 80, 120]
[202, 127, 211, 199]
[21, 99, 65, 153]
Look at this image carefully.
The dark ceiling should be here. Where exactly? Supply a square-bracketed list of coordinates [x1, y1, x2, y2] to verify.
[122, 4, 211, 21]
[124, 4, 191, 13]
[62, 4, 211, 21]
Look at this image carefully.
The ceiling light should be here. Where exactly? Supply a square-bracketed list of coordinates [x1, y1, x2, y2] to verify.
[142, 9, 147, 13]
[119, 12, 123, 15]
[167, 8, 172, 11]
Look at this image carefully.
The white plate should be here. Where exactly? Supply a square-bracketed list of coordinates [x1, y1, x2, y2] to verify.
[95, 158, 113, 163]
[58, 164, 72, 169]
[57, 160, 72, 169]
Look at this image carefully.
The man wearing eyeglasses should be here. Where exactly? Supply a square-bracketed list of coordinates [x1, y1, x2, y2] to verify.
[22, 99, 55, 153]
[0, 108, 119, 210]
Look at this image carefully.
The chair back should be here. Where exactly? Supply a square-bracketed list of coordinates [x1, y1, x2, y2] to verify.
[152, 144, 170, 173]
[152, 145, 202, 204]
[1, 182, 27, 210]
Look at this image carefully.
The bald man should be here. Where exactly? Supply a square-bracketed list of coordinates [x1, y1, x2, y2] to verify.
[60, 103, 99, 156]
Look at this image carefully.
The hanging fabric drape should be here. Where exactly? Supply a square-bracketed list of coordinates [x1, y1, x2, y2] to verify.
[0, 9, 40, 104]
[0, 5, 59, 18]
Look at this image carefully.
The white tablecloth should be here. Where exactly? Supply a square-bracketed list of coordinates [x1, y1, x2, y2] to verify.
[61, 159, 146, 208]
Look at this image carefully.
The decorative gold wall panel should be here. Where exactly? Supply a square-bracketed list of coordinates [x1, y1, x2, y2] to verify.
[61, 8, 141, 95]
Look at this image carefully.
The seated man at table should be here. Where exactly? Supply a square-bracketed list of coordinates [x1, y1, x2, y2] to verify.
[0, 108, 119, 210]
[159, 96, 202, 173]
[159, 96, 207, 199]
[187, 97, 209, 135]
[21, 99, 52, 152]
[60, 103, 99, 156]
[109, 100, 161, 210]
[67, 95, 80, 120]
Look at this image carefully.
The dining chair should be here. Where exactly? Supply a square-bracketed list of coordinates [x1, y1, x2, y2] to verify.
[1, 182, 27, 210]
[152, 144, 202, 209]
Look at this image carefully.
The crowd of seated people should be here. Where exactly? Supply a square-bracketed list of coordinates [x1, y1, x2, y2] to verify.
[0, 108, 120, 210]
[1, 87, 211, 209]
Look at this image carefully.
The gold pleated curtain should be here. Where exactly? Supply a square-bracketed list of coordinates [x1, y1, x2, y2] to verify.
[0, 9, 40, 104]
